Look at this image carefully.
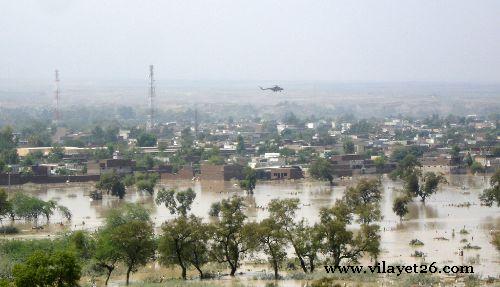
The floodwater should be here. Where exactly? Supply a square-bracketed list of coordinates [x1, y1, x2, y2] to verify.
[5, 175, 500, 278]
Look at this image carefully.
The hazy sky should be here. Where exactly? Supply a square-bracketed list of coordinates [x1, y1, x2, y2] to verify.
[1, 0, 500, 83]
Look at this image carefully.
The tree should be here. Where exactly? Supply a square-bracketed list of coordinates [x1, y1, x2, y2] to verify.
[91, 126, 106, 145]
[318, 200, 380, 266]
[47, 145, 65, 163]
[136, 131, 157, 147]
[391, 154, 422, 180]
[345, 179, 381, 206]
[96, 171, 126, 199]
[206, 154, 223, 165]
[268, 198, 319, 273]
[9, 193, 46, 227]
[465, 153, 474, 167]
[158, 215, 211, 279]
[209, 202, 222, 217]
[12, 250, 81, 287]
[309, 158, 334, 185]
[343, 139, 355, 154]
[344, 179, 382, 224]
[123, 174, 136, 187]
[210, 196, 258, 276]
[41, 200, 57, 223]
[390, 146, 425, 162]
[418, 172, 447, 202]
[68, 230, 95, 260]
[450, 145, 460, 157]
[103, 204, 155, 285]
[58, 205, 72, 222]
[318, 201, 360, 267]
[493, 146, 500, 157]
[184, 217, 211, 279]
[255, 219, 286, 279]
[134, 172, 159, 195]
[94, 229, 121, 285]
[480, 169, 500, 207]
[470, 161, 484, 174]
[393, 196, 411, 220]
[0, 126, 19, 167]
[135, 154, 156, 170]
[289, 221, 322, 273]
[404, 171, 447, 202]
[156, 187, 196, 217]
[0, 126, 17, 150]
[180, 127, 194, 150]
[239, 167, 257, 194]
[403, 171, 420, 197]
[236, 135, 245, 154]
[373, 156, 386, 171]
[0, 189, 10, 227]
[111, 220, 155, 285]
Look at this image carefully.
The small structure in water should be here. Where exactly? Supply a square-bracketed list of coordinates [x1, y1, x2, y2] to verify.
[90, 190, 103, 200]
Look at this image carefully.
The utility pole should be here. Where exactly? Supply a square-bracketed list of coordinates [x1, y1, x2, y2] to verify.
[146, 65, 155, 131]
[53, 69, 60, 124]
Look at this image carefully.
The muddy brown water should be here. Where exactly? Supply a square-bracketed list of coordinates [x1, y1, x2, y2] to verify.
[4, 175, 500, 278]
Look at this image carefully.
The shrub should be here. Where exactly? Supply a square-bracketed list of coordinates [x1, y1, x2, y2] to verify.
[311, 277, 342, 287]
[409, 239, 424, 246]
[0, 226, 19, 235]
[462, 243, 481, 250]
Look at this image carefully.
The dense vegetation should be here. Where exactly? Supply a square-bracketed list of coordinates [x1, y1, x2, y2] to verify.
[0, 180, 382, 286]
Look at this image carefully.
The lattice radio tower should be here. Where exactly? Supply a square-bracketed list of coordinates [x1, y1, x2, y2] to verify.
[53, 69, 60, 124]
[146, 65, 155, 131]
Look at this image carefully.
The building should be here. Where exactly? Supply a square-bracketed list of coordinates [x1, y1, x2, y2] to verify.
[161, 165, 195, 180]
[269, 166, 303, 180]
[249, 153, 285, 168]
[87, 159, 136, 175]
[329, 154, 377, 176]
[420, 157, 452, 174]
[200, 163, 244, 181]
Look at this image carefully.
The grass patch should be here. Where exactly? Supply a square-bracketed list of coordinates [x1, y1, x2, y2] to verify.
[464, 275, 481, 287]
[394, 273, 439, 287]
[126, 280, 246, 287]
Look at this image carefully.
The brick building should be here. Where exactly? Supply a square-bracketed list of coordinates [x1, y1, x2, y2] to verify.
[200, 164, 244, 181]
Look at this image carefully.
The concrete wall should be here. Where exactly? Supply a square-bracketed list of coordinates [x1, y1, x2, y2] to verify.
[0, 174, 100, 185]
[160, 166, 194, 180]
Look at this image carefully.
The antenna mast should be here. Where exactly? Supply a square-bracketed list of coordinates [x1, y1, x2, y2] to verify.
[146, 65, 155, 131]
[53, 69, 60, 124]
[194, 106, 199, 139]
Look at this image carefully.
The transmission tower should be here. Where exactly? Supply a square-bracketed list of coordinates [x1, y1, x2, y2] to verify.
[53, 69, 60, 124]
[146, 65, 155, 131]
[194, 106, 199, 139]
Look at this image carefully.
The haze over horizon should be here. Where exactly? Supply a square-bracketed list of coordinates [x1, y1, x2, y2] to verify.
[1, 0, 500, 83]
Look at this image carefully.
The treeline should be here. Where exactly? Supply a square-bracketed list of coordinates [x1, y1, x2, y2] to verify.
[0, 179, 382, 286]
[0, 189, 71, 232]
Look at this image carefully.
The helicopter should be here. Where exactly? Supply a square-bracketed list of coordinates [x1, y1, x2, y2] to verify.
[259, 85, 283, 92]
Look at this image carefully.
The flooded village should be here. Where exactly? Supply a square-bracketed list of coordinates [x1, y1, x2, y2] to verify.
[0, 107, 499, 286]
[1, 1, 500, 286]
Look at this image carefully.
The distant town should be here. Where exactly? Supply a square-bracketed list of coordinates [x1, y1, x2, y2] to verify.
[1, 109, 497, 186]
